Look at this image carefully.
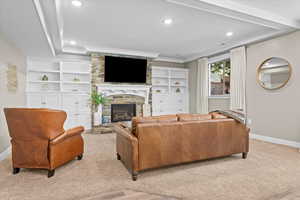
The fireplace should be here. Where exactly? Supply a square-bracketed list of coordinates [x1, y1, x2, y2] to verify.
[111, 104, 136, 122]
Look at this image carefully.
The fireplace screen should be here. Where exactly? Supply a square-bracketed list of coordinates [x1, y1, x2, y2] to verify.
[111, 104, 136, 122]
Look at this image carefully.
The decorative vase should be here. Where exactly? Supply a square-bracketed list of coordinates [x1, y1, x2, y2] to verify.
[42, 75, 48, 81]
[93, 104, 102, 126]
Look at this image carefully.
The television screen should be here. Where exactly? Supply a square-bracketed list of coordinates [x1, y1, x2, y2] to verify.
[104, 56, 147, 83]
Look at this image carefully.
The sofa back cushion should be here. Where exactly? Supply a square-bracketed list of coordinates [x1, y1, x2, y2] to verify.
[211, 112, 228, 119]
[132, 115, 178, 136]
[177, 114, 212, 122]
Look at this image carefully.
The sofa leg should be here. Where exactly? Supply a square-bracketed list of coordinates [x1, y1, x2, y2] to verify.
[242, 152, 248, 159]
[48, 170, 55, 178]
[132, 171, 138, 181]
[77, 154, 83, 160]
[13, 168, 20, 175]
[117, 153, 121, 160]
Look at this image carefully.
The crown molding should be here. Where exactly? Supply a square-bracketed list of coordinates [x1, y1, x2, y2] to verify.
[166, 0, 300, 29]
[87, 47, 159, 58]
[183, 29, 295, 62]
[54, 0, 64, 50]
[32, 0, 56, 56]
[154, 56, 185, 63]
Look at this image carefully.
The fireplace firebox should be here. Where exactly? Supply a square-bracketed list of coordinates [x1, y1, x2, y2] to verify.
[111, 104, 136, 122]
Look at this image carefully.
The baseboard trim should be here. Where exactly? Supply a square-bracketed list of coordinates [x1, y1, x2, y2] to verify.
[0, 146, 11, 161]
[250, 133, 300, 149]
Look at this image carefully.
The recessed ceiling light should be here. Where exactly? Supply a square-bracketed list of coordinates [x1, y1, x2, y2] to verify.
[72, 0, 82, 7]
[70, 40, 77, 45]
[226, 32, 234, 37]
[163, 18, 173, 25]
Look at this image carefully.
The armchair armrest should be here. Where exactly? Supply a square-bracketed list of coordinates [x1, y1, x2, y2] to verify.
[50, 126, 84, 145]
[114, 124, 139, 172]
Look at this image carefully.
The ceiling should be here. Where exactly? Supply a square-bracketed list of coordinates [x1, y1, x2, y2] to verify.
[0, 0, 53, 57]
[230, 0, 300, 22]
[0, 0, 299, 62]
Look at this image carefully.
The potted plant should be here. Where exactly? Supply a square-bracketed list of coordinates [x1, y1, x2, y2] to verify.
[91, 90, 107, 126]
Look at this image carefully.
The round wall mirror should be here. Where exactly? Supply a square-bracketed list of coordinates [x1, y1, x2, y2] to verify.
[257, 57, 292, 90]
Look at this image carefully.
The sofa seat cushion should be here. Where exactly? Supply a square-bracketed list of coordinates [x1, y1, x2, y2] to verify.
[211, 112, 228, 119]
[177, 113, 212, 122]
[132, 115, 178, 136]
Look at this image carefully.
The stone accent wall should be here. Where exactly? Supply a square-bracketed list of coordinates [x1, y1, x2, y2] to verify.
[90, 54, 152, 124]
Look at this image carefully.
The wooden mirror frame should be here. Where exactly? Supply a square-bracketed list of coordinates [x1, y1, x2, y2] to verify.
[256, 57, 292, 90]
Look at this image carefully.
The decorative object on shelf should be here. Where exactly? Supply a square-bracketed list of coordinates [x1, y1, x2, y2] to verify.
[73, 77, 80, 82]
[91, 90, 108, 126]
[5, 63, 18, 93]
[176, 88, 181, 93]
[155, 89, 161, 93]
[174, 81, 180, 85]
[41, 75, 49, 81]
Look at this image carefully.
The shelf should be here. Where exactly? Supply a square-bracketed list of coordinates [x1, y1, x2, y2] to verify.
[171, 77, 187, 79]
[171, 85, 186, 87]
[62, 71, 90, 75]
[29, 69, 60, 73]
[26, 90, 60, 93]
[63, 81, 90, 85]
[28, 81, 60, 84]
[152, 84, 169, 87]
[61, 90, 90, 93]
[152, 75, 169, 78]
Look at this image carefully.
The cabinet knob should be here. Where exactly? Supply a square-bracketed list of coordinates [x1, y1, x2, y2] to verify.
[41, 102, 46, 105]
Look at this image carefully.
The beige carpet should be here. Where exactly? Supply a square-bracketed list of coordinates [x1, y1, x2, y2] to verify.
[78, 189, 179, 200]
[1, 133, 300, 200]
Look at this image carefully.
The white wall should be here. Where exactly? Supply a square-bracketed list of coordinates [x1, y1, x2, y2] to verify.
[0, 33, 26, 153]
[246, 31, 300, 142]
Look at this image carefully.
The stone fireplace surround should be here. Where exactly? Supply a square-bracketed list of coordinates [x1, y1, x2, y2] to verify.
[97, 84, 151, 123]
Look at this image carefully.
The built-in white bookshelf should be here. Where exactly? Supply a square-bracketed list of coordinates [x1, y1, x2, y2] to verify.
[27, 61, 91, 93]
[151, 66, 189, 116]
[26, 59, 91, 130]
[152, 67, 188, 95]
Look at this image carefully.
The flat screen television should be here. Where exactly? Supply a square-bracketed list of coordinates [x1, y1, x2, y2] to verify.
[104, 56, 147, 84]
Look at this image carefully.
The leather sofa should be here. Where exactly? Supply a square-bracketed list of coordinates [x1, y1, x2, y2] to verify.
[4, 108, 85, 178]
[115, 113, 249, 181]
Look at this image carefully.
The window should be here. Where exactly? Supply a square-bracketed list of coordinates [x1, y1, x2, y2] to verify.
[209, 59, 231, 96]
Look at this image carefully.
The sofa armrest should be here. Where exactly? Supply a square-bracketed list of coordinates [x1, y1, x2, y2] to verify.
[50, 126, 84, 145]
[114, 124, 139, 172]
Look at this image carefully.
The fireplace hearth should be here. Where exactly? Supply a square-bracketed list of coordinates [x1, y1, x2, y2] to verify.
[111, 104, 136, 122]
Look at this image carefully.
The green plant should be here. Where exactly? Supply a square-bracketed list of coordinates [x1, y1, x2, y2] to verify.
[91, 90, 107, 107]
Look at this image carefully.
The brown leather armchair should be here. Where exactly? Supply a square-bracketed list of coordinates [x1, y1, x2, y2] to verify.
[4, 108, 84, 178]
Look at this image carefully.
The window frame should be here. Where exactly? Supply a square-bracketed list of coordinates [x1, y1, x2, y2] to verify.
[208, 54, 231, 98]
